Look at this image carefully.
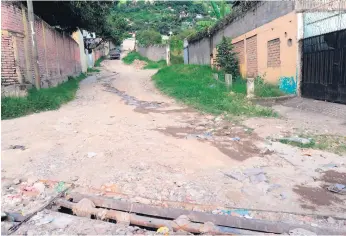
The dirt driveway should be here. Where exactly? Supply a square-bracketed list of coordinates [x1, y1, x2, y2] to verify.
[2, 59, 346, 232]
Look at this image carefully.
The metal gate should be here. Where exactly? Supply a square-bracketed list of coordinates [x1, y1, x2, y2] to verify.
[302, 29, 346, 104]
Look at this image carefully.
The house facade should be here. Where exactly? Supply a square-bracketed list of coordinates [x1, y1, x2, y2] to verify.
[186, 0, 346, 103]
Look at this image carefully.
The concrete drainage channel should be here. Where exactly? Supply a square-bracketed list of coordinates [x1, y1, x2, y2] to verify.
[3, 184, 346, 235]
[51, 193, 346, 235]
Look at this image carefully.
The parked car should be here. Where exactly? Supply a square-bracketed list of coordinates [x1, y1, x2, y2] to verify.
[109, 48, 121, 60]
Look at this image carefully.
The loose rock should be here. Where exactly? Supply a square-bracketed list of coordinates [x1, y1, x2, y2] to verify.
[70, 176, 79, 182]
[289, 228, 317, 235]
[327, 217, 336, 224]
[9, 145, 26, 150]
[327, 183, 346, 195]
[224, 172, 247, 182]
[12, 179, 21, 185]
[87, 152, 97, 158]
[33, 182, 46, 194]
[280, 137, 312, 145]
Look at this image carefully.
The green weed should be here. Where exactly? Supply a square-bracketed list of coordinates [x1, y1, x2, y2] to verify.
[152, 64, 276, 117]
[1, 73, 87, 120]
[279, 135, 346, 155]
[87, 68, 100, 73]
[95, 56, 105, 67]
[122, 51, 166, 69]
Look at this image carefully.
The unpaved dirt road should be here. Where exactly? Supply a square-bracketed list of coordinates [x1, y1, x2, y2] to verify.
[2, 58, 346, 231]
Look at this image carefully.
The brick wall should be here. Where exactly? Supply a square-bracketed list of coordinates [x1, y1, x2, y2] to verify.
[1, 2, 81, 90]
[233, 40, 245, 64]
[267, 38, 281, 68]
[246, 35, 258, 77]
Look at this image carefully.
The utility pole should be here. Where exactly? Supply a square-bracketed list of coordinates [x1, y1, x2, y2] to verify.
[27, 0, 40, 89]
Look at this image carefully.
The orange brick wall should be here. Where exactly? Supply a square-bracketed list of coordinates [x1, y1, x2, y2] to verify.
[267, 38, 281, 68]
[246, 35, 258, 77]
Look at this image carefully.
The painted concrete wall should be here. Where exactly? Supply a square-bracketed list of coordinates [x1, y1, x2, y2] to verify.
[72, 29, 87, 73]
[303, 12, 346, 38]
[137, 45, 166, 61]
[231, 12, 297, 86]
[186, 1, 297, 89]
[211, 1, 295, 48]
[122, 38, 135, 51]
[188, 37, 210, 65]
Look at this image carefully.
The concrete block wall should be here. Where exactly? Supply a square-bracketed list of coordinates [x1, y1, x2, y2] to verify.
[1, 2, 82, 92]
[188, 37, 211, 65]
[137, 45, 166, 61]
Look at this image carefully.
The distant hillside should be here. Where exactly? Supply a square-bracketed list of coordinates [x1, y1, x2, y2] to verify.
[113, 1, 215, 35]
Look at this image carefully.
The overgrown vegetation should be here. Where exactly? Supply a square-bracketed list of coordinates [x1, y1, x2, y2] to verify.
[114, 1, 211, 35]
[32, 2, 129, 46]
[279, 135, 346, 155]
[169, 28, 196, 65]
[223, 77, 284, 98]
[188, 2, 260, 43]
[95, 56, 105, 67]
[153, 64, 275, 117]
[136, 30, 162, 46]
[122, 51, 166, 69]
[1, 73, 87, 120]
[87, 68, 100, 73]
[216, 36, 239, 76]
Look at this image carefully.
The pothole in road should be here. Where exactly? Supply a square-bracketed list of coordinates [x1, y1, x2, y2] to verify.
[103, 83, 195, 115]
[103, 83, 165, 110]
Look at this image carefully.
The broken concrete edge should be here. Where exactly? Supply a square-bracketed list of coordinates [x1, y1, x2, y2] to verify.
[78, 186, 346, 219]
[61, 192, 346, 235]
[249, 94, 296, 102]
[56, 199, 265, 235]
[1, 84, 31, 97]
[6, 184, 73, 235]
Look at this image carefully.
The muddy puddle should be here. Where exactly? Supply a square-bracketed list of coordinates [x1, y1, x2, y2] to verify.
[103, 83, 165, 109]
[294, 170, 346, 209]
[293, 185, 343, 207]
[103, 83, 196, 115]
[134, 107, 194, 115]
[321, 170, 346, 185]
[155, 125, 260, 161]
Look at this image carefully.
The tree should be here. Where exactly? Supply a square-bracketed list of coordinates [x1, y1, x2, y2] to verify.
[216, 37, 239, 76]
[30, 1, 128, 46]
[136, 30, 162, 47]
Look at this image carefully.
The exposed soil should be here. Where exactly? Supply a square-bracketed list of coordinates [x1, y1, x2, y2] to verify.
[293, 186, 342, 206]
[321, 170, 346, 185]
[2, 58, 346, 234]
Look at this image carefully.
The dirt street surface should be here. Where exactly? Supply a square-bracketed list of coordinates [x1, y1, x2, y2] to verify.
[2, 58, 346, 234]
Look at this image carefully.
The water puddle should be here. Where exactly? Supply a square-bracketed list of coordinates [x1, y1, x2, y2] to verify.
[103, 83, 164, 109]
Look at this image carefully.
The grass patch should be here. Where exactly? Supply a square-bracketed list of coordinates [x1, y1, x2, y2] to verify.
[152, 64, 276, 117]
[95, 56, 105, 67]
[225, 77, 285, 97]
[279, 135, 346, 155]
[87, 68, 100, 73]
[1, 73, 87, 120]
[122, 51, 166, 69]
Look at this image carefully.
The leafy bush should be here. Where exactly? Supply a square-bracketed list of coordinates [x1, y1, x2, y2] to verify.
[136, 29, 162, 47]
[95, 56, 105, 67]
[216, 36, 239, 76]
[171, 55, 184, 65]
